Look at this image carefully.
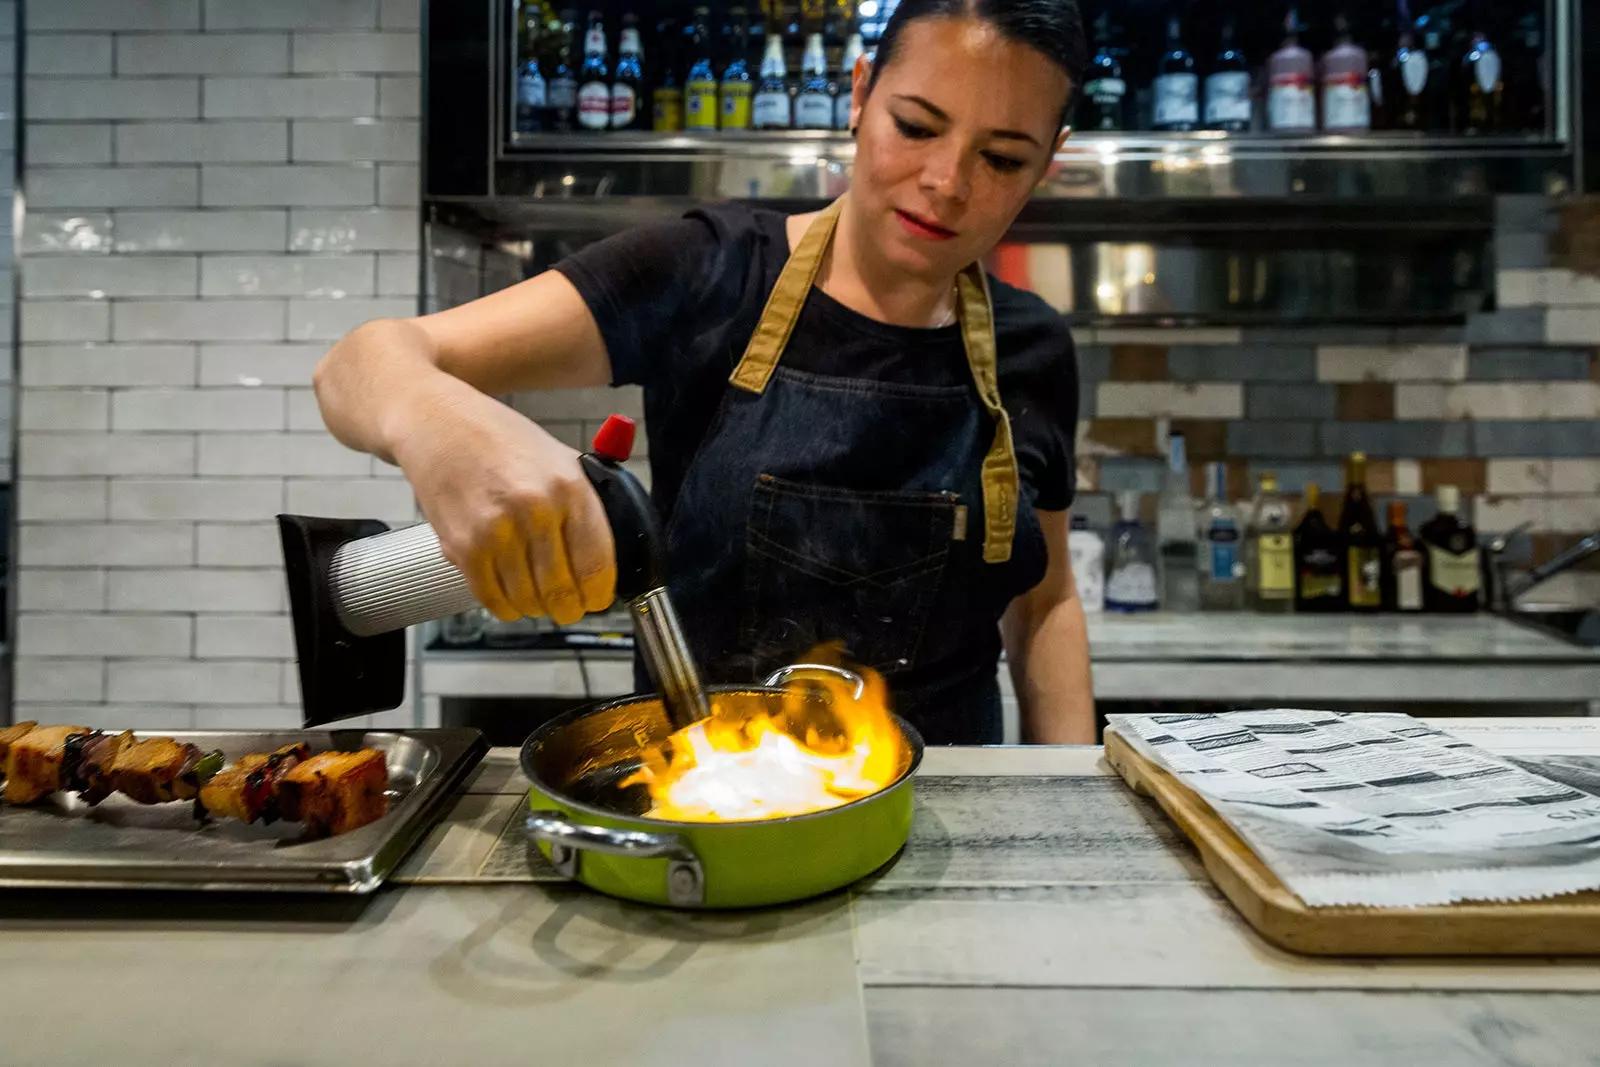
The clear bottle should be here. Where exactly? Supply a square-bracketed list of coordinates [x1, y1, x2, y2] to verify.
[610, 13, 645, 129]
[752, 34, 793, 129]
[834, 30, 864, 129]
[1198, 462, 1244, 611]
[719, 6, 754, 130]
[1106, 492, 1160, 613]
[575, 10, 611, 131]
[1152, 12, 1199, 132]
[1267, 7, 1316, 133]
[685, 7, 720, 130]
[1081, 12, 1127, 132]
[1069, 514, 1106, 614]
[1157, 433, 1199, 612]
[794, 32, 833, 128]
[1321, 11, 1371, 132]
[1245, 474, 1296, 613]
[514, 8, 548, 135]
[1204, 17, 1251, 133]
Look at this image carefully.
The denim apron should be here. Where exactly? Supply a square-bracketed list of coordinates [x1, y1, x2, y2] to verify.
[643, 195, 1048, 745]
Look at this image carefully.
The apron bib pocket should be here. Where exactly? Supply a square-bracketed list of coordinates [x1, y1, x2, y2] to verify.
[741, 473, 956, 674]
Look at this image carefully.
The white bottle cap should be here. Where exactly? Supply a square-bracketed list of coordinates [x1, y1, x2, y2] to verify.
[1436, 484, 1460, 514]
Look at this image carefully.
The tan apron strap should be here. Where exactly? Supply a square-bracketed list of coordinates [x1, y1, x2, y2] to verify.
[729, 196, 846, 395]
[957, 265, 1019, 564]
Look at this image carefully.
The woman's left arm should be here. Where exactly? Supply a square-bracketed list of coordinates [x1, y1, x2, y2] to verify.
[1000, 508, 1096, 744]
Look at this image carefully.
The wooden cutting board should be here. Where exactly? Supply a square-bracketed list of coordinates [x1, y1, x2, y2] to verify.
[1103, 729, 1600, 957]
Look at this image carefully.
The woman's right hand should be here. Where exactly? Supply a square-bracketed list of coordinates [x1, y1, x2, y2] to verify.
[394, 388, 617, 627]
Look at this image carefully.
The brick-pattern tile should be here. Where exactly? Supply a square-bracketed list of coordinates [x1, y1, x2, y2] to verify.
[1170, 345, 1315, 383]
[1107, 345, 1167, 381]
[1169, 419, 1227, 460]
[1420, 459, 1488, 495]
[1336, 383, 1395, 421]
[1080, 419, 1156, 456]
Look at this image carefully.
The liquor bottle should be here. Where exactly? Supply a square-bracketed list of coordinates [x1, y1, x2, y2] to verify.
[720, 6, 754, 131]
[650, 16, 684, 131]
[1156, 433, 1199, 612]
[1458, 29, 1502, 134]
[1338, 452, 1382, 612]
[1203, 17, 1251, 133]
[513, 5, 547, 134]
[1383, 0, 1430, 132]
[1321, 12, 1371, 132]
[1267, 7, 1316, 133]
[575, 10, 611, 131]
[1505, 12, 1547, 134]
[1069, 514, 1106, 614]
[1420, 485, 1481, 613]
[800, 0, 826, 36]
[752, 33, 793, 129]
[685, 7, 720, 130]
[610, 13, 645, 130]
[1416, 7, 1454, 131]
[1245, 474, 1295, 613]
[547, 9, 580, 132]
[835, 29, 864, 129]
[795, 32, 834, 128]
[1381, 500, 1425, 612]
[1151, 13, 1199, 132]
[1080, 12, 1127, 132]
[1198, 463, 1244, 611]
[1294, 483, 1345, 612]
[1105, 492, 1160, 613]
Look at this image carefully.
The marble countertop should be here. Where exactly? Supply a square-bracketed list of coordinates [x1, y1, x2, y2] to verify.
[9, 724, 1600, 1066]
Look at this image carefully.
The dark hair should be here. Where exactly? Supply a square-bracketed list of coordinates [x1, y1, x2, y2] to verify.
[868, 0, 1088, 124]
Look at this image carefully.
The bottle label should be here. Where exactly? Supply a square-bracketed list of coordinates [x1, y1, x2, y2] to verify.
[619, 29, 641, 54]
[1394, 550, 1424, 610]
[835, 90, 852, 130]
[686, 80, 720, 129]
[549, 77, 577, 110]
[1299, 548, 1342, 599]
[1106, 562, 1159, 609]
[1476, 51, 1502, 93]
[1207, 523, 1241, 581]
[1153, 73, 1199, 126]
[721, 81, 753, 129]
[795, 93, 834, 129]
[577, 82, 611, 129]
[1427, 544, 1482, 597]
[1268, 75, 1316, 130]
[1347, 547, 1382, 606]
[518, 72, 547, 108]
[1322, 73, 1371, 130]
[585, 27, 605, 55]
[1258, 534, 1295, 594]
[610, 84, 637, 127]
[1203, 71, 1251, 124]
[1402, 51, 1428, 96]
[1069, 531, 1106, 613]
[1086, 77, 1127, 103]
[752, 92, 791, 129]
[652, 87, 684, 131]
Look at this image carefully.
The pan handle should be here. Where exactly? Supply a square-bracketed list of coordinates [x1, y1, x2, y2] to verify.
[526, 811, 706, 907]
[763, 663, 866, 701]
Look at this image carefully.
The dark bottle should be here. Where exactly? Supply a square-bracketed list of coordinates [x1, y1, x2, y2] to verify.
[1416, 7, 1454, 131]
[1204, 17, 1251, 133]
[575, 10, 610, 131]
[610, 13, 645, 130]
[1383, 0, 1430, 131]
[546, 9, 580, 132]
[1080, 12, 1127, 132]
[1338, 452, 1382, 612]
[1420, 485, 1481, 613]
[513, 5, 547, 134]
[650, 16, 684, 131]
[1381, 500, 1425, 613]
[1294, 483, 1346, 613]
[1459, 29, 1503, 134]
[720, 6, 754, 131]
[1505, 12, 1547, 135]
[1152, 13, 1199, 132]
[685, 7, 720, 130]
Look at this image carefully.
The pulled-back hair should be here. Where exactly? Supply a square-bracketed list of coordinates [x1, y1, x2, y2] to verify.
[868, 0, 1089, 123]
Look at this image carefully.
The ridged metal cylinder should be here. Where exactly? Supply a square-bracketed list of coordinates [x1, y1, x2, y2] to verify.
[328, 522, 480, 636]
[630, 588, 710, 729]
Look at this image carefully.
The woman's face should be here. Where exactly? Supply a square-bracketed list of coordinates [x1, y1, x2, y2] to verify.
[847, 17, 1071, 282]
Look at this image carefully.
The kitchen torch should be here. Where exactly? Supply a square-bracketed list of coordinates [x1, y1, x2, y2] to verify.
[277, 414, 710, 729]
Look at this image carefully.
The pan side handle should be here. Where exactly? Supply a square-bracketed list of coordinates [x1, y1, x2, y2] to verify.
[526, 812, 705, 906]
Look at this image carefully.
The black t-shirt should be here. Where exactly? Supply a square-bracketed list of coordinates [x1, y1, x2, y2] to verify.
[554, 203, 1079, 528]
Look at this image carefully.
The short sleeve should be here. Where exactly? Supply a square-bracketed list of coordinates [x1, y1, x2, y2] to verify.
[993, 288, 1079, 513]
[551, 214, 723, 388]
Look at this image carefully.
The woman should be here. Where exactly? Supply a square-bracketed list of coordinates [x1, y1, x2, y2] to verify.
[315, 0, 1095, 745]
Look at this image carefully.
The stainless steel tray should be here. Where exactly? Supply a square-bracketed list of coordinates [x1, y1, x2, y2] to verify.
[0, 728, 487, 893]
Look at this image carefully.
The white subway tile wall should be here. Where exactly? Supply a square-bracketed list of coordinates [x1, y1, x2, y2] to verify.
[17, 0, 423, 726]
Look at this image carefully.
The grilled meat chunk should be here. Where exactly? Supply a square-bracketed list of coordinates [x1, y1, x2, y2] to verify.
[3, 726, 91, 805]
[277, 749, 389, 837]
[197, 742, 310, 824]
[110, 738, 216, 805]
[0, 721, 38, 768]
[73, 730, 135, 805]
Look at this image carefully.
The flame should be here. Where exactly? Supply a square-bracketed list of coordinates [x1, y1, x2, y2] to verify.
[623, 651, 904, 822]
